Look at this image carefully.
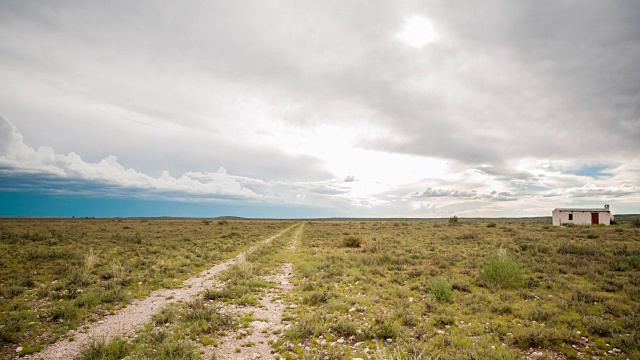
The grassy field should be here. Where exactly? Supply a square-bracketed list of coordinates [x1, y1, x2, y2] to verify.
[1, 218, 639, 359]
[277, 220, 640, 360]
[0, 218, 294, 356]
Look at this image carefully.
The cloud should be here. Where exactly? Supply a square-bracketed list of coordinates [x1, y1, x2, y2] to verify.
[0, 116, 260, 200]
[353, 2, 640, 166]
[0, 2, 639, 217]
[541, 184, 640, 198]
[3, 2, 639, 172]
[0, 117, 358, 208]
[411, 187, 517, 202]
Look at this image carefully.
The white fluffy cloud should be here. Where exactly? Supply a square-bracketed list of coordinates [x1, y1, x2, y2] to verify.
[0, 117, 259, 200]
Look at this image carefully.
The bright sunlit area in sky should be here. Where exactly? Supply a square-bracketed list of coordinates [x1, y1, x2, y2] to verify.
[396, 14, 440, 48]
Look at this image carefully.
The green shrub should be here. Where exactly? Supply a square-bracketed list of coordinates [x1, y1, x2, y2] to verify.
[480, 249, 524, 289]
[487, 222, 497, 228]
[304, 290, 333, 305]
[78, 336, 130, 360]
[572, 288, 603, 304]
[431, 314, 455, 327]
[452, 280, 472, 293]
[373, 319, 399, 339]
[343, 236, 363, 248]
[101, 285, 128, 304]
[582, 316, 617, 336]
[1, 285, 25, 299]
[631, 216, 640, 228]
[286, 314, 326, 340]
[221, 231, 241, 239]
[162, 341, 199, 360]
[448, 216, 459, 224]
[46, 303, 79, 322]
[152, 306, 178, 326]
[459, 232, 478, 240]
[184, 299, 224, 323]
[510, 326, 567, 349]
[557, 243, 598, 256]
[331, 318, 358, 337]
[429, 277, 453, 302]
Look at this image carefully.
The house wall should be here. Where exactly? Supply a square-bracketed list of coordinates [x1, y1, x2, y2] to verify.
[598, 212, 612, 225]
[552, 210, 611, 226]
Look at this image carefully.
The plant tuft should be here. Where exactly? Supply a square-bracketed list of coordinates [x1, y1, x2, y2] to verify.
[343, 236, 363, 248]
[480, 248, 524, 289]
[429, 276, 453, 302]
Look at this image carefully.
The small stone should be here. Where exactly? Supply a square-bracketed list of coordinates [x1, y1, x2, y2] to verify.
[386, 338, 392, 343]
[531, 351, 544, 358]
[337, 338, 345, 344]
[289, 304, 298, 309]
[576, 330, 581, 334]
[251, 353, 261, 359]
[349, 307, 356, 313]
[239, 330, 248, 336]
[437, 330, 445, 335]
[353, 358, 365, 360]
[16, 346, 23, 353]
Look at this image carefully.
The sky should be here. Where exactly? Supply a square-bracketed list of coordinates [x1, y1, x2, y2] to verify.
[1, 1, 639, 218]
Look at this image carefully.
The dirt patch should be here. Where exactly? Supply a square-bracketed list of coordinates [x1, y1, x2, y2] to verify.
[209, 263, 293, 360]
[208, 227, 299, 359]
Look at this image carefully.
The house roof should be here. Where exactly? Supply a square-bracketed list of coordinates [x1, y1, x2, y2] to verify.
[554, 208, 610, 212]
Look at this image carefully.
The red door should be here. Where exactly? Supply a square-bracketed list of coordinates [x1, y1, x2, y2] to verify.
[591, 213, 599, 225]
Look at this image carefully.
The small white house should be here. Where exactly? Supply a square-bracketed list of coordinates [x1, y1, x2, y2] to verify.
[552, 204, 613, 226]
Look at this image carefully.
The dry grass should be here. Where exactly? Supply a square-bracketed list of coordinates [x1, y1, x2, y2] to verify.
[3, 218, 640, 359]
[277, 220, 640, 359]
[0, 218, 293, 356]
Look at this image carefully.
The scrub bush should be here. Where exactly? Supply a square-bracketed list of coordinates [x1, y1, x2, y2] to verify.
[343, 236, 363, 248]
[429, 276, 453, 302]
[480, 248, 524, 289]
